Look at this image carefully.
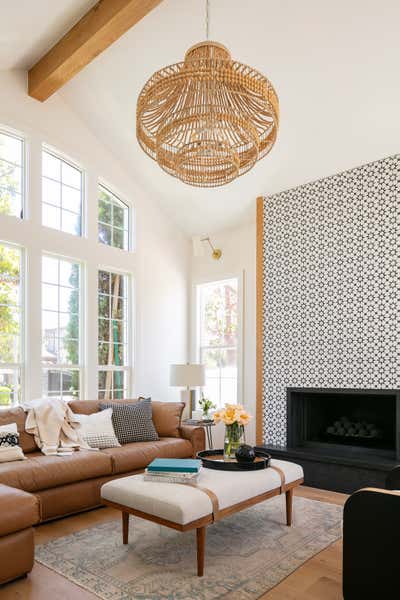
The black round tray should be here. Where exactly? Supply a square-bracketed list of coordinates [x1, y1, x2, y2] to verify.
[197, 449, 271, 471]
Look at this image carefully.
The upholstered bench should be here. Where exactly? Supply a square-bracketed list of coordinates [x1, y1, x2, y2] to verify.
[101, 458, 304, 576]
[0, 484, 40, 585]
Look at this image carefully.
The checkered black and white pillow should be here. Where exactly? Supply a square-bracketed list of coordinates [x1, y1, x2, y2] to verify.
[99, 398, 159, 444]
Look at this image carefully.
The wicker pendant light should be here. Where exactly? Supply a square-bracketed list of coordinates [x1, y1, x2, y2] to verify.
[136, 2, 279, 188]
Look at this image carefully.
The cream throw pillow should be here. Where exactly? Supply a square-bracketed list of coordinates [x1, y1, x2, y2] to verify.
[0, 422, 26, 462]
[73, 408, 120, 449]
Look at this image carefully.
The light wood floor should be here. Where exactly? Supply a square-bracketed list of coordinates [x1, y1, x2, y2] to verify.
[1, 486, 346, 600]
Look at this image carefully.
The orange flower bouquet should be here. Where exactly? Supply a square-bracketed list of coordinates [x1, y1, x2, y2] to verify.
[213, 404, 252, 459]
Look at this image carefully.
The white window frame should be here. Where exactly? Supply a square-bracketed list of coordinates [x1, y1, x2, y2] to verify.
[0, 123, 136, 406]
[41, 252, 84, 400]
[193, 273, 244, 409]
[0, 126, 27, 220]
[0, 240, 25, 404]
[97, 266, 133, 400]
[98, 182, 131, 252]
[41, 145, 86, 237]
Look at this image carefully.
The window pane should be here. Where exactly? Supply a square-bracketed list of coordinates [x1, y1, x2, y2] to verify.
[42, 150, 82, 236]
[42, 152, 60, 180]
[98, 223, 111, 246]
[62, 162, 81, 189]
[113, 228, 124, 250]
[43, 204, 60, 230]
[0, 244, 22, 368]
[98, 370, 127, 401]
[42, 369, 79, 400]
[62, 186, 81, 213]
[98, 270, 129, 380]
[0, 334, 20, 364]
[0, 132, 23, 218]
[0, 368, 20, 405]
[198, 278, 239, 409]
[42, 256, 80, 368]
[61, 209, 81, 236]
[42, 284, 59, 311]
[98, 295, 110, 320]
[42, 256, 59, 285]
[98, 185, 129, 250]
[42, 177, 61, 206]
[98, 197, 111, 224]
[98, 270, 110, 294]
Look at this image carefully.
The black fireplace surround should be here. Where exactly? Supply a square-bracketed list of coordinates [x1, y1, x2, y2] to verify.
[259, 388, 400, 493]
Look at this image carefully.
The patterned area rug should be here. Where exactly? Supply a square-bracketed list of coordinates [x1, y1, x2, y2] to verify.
[36, 496, 342, 600]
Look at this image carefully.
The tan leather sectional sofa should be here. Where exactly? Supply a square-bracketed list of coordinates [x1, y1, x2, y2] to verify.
[0, 399, 205, 584]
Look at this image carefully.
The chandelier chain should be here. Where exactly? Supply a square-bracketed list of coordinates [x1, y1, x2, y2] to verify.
[206, 0, 209, 40]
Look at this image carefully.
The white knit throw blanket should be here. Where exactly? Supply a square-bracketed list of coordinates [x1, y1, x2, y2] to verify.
[24, 397, 93, 456]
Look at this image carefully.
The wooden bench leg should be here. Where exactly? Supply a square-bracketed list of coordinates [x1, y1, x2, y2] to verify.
[196, 526, 206, 576]
[122, 511, 129, 544]
[286, 489, 293, 526]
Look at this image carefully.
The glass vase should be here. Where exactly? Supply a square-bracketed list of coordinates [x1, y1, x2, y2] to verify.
[224, 423, 245, 460]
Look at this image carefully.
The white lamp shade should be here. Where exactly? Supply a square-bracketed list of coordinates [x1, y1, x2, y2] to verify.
[170, 364, 205, 387]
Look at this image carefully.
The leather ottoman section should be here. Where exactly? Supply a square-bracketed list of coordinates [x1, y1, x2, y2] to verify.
[0, 528, 35, 585]
[36, 471, 144, 520]
[0, 450, 113, 492]
[102, 438, 194, 474]
[0, 484, 40, 537]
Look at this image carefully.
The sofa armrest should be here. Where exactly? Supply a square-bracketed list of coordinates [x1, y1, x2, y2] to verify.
[179, 425, 206, 457]
[343, 488, 400, 599]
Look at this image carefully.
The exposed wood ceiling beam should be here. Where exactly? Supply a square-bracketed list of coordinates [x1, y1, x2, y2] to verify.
[28, 0, 163, 102]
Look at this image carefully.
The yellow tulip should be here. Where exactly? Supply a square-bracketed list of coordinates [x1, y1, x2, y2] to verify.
[238, 412, 251, 425]
[213, 411, 222, 424]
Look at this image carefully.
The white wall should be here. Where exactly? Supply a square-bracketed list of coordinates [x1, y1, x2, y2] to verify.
[0, 70, 189, 403]
[191, 218, 257, 446]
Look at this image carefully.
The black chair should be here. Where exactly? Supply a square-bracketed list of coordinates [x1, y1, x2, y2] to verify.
[343, 467, 400, 599]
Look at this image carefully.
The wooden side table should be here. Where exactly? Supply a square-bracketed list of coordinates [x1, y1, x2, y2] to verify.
[183, 419, 215, 449]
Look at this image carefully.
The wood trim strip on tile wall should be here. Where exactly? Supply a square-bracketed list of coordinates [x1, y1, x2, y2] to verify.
[256, 196, 264, 445]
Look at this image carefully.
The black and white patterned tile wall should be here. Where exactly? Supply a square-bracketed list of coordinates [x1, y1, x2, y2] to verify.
[261, 155, 400, 445]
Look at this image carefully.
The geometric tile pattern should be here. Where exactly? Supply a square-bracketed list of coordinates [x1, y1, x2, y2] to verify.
[261, 155, 400, 444]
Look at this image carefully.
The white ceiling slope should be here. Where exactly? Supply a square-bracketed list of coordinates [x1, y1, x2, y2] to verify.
[2, 0, 400, 235]
[0, 0, 98, 70]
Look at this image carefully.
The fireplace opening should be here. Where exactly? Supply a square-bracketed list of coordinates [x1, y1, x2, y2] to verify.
[287, 388, 399, 460]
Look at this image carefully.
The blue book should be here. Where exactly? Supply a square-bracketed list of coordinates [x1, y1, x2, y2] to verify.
[147, 458, 201, 473]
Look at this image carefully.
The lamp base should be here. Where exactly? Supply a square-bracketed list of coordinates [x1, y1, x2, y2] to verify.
[180, 389, 196, 420]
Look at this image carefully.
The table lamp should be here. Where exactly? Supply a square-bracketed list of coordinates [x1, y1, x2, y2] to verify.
[170, 363, 205, 419]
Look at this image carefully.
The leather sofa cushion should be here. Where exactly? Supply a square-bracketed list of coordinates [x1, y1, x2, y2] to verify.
[68, 399, 103, 415]
[0, 484, 39, 537]
[0, 450, 113, 492]
[102, 438, 193, 474]
[151, 401, 184, 438]
[0, 407, 37, 454]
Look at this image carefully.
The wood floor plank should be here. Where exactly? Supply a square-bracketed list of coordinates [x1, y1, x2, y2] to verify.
[1, 486, 346, 600]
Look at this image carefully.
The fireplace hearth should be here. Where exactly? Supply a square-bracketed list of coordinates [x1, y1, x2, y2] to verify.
[258, 388, 400, 493]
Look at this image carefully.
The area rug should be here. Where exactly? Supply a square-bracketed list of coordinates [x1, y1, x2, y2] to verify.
[36, 496, 342, 600]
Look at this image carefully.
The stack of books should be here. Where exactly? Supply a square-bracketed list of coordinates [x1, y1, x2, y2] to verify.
[144, 458, 201, 484]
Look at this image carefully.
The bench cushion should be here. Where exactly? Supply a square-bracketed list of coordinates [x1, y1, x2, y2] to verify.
[0, 450, 113, 492]
[101, 459, 304, 525]
[102, 438, 193, 474]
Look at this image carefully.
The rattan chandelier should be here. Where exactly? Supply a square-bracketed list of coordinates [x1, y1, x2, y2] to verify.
[136, 3, 279, 188]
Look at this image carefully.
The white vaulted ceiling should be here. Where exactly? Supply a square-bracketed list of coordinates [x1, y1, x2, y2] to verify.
[1, 0, 400, 235]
